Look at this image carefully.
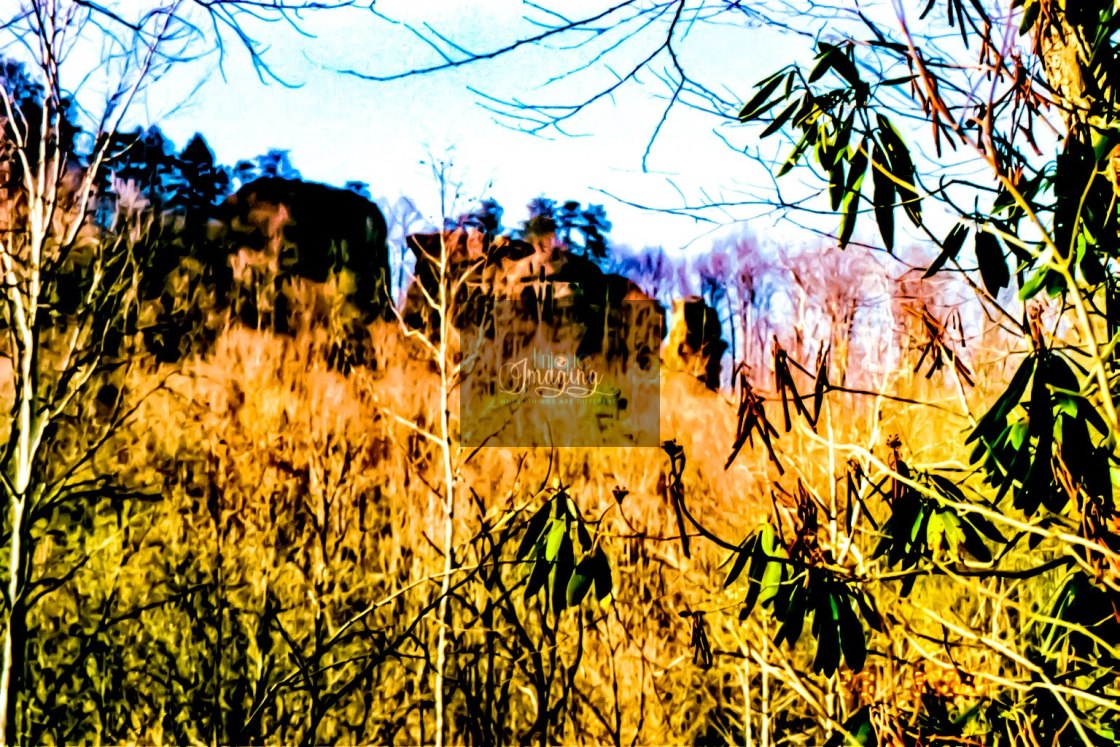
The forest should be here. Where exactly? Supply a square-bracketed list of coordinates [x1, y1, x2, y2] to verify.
[0, 1, 1118, 745]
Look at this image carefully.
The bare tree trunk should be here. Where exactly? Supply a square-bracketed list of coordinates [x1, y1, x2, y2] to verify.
[0, 120, 48, 743]
[760, 628, 770, 747]
[433, 230, 457, 747]
[0, 503, 29, 746]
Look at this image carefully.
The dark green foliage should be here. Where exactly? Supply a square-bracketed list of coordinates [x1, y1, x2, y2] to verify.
[966, 350, 1111, 518]
[520, 197, 612, 258]
[870, 143, 895, 251]
[838, 143, 866, 249]
[518, 489, 614, 614]
[97, 134, 389, 369]
[739, 43, 923, 253]
[736, 1, 1120, 740]
[975, 229, 1011, 295]
[925, 223, 968, 278]
[233, 148, 301, 187]
[726, 520, 878, 676]
[873, 114, 921, 228]
[0, 59, 83, 180]
[454, 198, 504, 234]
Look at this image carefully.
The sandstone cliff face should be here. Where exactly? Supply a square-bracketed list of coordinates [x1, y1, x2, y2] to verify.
[401, 228, 664, 366]
[209, 177, 392, 325]
[663, 296, 727, 390]
[142, 177, 392, 369]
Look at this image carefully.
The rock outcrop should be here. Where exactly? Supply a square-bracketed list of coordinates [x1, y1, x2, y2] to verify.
[401, 228, 664, 364]
[663, 296, 727, 390]
[142, 177, 392, 369]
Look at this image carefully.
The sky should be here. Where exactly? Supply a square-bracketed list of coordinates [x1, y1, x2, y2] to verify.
[140, 1, 809, 253]
[0, 1, 990, 258]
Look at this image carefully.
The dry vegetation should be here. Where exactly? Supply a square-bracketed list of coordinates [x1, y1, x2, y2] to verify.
[4, 237, 1041, 744]
[4, 3, 1118, 744]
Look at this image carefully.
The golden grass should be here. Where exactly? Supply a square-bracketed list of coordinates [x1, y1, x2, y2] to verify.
[15, 248, 1043, 744]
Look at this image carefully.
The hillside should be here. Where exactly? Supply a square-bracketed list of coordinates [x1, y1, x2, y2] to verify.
[3, 2, 1120, 744]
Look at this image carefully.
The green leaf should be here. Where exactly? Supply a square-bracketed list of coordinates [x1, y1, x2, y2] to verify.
[940, 512, 967, 554]
[813, 355, 829, 422]
[1019, 429, 1055, 516]
[925, 223, 969, 277]
[591, 549, 612, 602]
[742, 533, 770, 615]
[576, 521, 592, 551]
[790, 93, 817, 129]
[855, 591, 882, 632]
[929, 473, 968, 503]
[1045, 270, 1067, 296]
[745, 525, 785, 615]
[739, 72, 788, 121]
[829, 50, 863, 90]
[775, 583, 807, 647]
[967, 353, 1036, 445]
[871, 143, 895, 251]
[992, 187, 1017, 216]
[759, 558, 783, 608]
[825, 707, 876, 747]
[880, 74, 919, 87]
[1018, 267, 1052, 300]
[551, 534, 575, 612]
[976, 229, 1011, 295]
[808, 42, 862, 90]
[827, 114, 854, 169]
[837, 595, 867, 671]
[566, 557, 594, 606]
[525, 556, 550, 600]
[812, 592, 842, 675]
[925, 510, 946, 550]
[808, 44, 839, 83]
[814, 124, 830, 170]
[1018, 0, 1040, 34]
[829, 159, 846, 212]
[723, 535, 755, 589]
[543, 518, 566, 562]
[838, 143, 868, 249]
[959, 520, 992, 562]
[760, 100, 798, 138]
[778, 129, 812, 177]
[876, 114, 922, 226]
[1078, 398, 1109, 437]
[965, 513, 1008, 544]
[517, 501, 553, 560]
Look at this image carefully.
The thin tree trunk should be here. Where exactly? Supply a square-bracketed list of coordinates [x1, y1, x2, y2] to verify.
[0, 170, 44, 746]
[433, 232, 456, 747]
[0, 499, 28, 746]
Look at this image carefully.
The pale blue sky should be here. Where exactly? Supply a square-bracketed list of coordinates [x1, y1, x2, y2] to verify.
[2, 1, 978, 257]
[148, 1, 808, 252]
